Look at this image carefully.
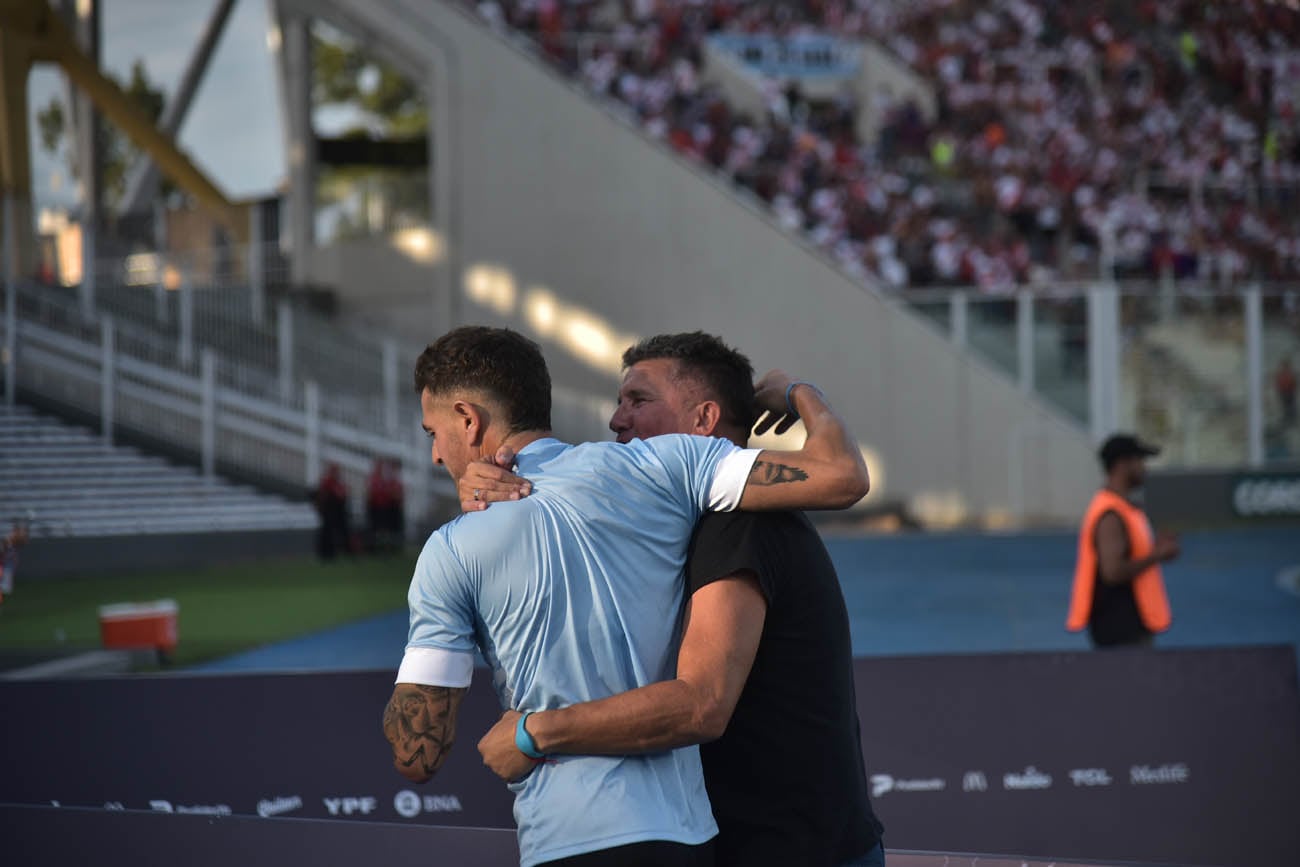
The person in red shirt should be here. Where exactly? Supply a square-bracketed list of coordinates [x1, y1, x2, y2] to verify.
[314, 463, 351, 559]
[367, 458, 406, 552]
[0, 520, 30, 605]
[1276, 357, 1297, 426]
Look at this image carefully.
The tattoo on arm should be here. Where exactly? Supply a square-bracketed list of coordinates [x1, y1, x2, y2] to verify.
[383, 684, 465, 779]
[748, 460, 809, 486]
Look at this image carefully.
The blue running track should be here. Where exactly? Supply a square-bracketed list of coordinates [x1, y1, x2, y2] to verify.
[193, 526, 1300, 674]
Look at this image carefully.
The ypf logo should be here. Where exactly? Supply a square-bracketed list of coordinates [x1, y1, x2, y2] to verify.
[394, 790, 421, 819]
[323, 796, 377, 816]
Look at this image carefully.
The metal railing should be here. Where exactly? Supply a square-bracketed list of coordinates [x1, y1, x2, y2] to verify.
[64, 246, 394, 400]
[902, 281, 1300, 468]
[3, 243, 620, 529]
[3, 281, 452, 532]
[32, 237, 620, 440]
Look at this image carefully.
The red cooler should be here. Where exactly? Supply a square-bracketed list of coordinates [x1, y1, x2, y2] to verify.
[98, 599, 179, 652]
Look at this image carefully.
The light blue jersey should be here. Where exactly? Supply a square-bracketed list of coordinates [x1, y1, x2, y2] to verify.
[403, 434, 757, 866]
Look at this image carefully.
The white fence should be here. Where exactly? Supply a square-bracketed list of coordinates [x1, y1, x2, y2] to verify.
[904, 282, 1300, 468]
[3, 281, 451, 531]
[2, 268, 622, 531]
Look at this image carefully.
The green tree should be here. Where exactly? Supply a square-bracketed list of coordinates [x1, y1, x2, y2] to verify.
[36, 59, 167, 210]
[311, 24, 429, 241]
[312, 24, 427, 138]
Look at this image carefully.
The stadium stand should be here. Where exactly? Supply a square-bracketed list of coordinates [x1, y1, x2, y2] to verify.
[4, 256, 613, 550]
[467, 0, 1300, 291]
[0, 402, 315, 538]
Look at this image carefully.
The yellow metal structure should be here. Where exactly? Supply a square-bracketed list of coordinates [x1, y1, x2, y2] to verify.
[0, 0, 246, 244]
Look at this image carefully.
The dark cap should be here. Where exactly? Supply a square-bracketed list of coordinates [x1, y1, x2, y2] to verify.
[1099, 433, 1160, 469]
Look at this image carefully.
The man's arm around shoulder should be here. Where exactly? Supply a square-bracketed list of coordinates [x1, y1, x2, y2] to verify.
[476, 574, 767, 782]
[736, 372, 870, 512]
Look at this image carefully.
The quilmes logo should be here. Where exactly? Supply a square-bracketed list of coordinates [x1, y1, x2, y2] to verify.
[962, 771, 988, 792]
[869, 774, 946, 798]
[256, 795, 304, 818]
[1069, 768, 1113, 787]
[394, 789, 465, 818]
[149, 800, 232, 816]
[1130, 763, 1190, 785]
[1002, 766, 1053, 790]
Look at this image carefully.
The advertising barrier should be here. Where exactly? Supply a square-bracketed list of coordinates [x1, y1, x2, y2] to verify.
[0, 670, 516, 827]
[0, 804, 520, 867]
[1147, 468, 1300, 524]
[851, 646, 1299, 867]
[1, 647, 1296, 865]
[0, 805, 1153, 867]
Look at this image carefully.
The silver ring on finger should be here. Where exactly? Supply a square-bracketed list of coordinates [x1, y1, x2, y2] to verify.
[473, 488, 482, 501]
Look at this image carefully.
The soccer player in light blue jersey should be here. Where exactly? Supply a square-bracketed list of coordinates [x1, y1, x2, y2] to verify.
[383, 326, 868, 867]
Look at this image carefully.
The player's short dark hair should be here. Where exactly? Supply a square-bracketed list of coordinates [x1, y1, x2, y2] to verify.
[622, 332, 756, 429]
[414, 326, 551, 433]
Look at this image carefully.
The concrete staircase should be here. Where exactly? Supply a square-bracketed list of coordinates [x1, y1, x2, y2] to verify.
[0, 403, 317, 539]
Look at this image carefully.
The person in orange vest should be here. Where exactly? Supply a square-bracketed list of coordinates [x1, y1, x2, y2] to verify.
[1067, 434, 1180, 647]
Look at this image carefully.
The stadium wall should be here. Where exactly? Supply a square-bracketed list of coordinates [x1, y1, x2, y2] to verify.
[295, 0, 1095, 525]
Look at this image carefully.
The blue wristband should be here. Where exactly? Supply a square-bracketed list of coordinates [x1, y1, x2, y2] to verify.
[784, 381, 822, 417]
[515, 712, 545, 759]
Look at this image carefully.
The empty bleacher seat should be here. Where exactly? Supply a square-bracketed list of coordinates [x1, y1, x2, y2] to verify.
[0, 403, 317, 539]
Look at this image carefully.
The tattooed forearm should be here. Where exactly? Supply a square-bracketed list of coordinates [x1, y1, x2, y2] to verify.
[383, 684, 466, 781]
[748, 460, 809, 486]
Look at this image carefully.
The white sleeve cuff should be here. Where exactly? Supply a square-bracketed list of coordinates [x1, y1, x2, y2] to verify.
[396, 646, 474, 688]
[707, 448, 761, 512]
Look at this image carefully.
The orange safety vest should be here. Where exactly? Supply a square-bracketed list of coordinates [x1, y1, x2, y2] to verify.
[1066, 489, 1172, 633]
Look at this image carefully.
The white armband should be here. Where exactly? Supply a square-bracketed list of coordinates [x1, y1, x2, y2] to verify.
[707, 448, 761, 511]
[396, 646, 474, 688]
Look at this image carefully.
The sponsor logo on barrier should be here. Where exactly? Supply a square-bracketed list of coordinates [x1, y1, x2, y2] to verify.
[1130, 763, 1189, 785]
[324, 797, 378, 816]
[962, 771, 988, 792]
[103, 802, 125, 811]
[394, 790, 422, 819]
[1069, 768, 1113, 787]
[394, 789, 465, 818]
[257, 795, 304, 818]
[149, 800, 232, 816]
[1003, 766, 1053, 790]
[1232, 476, 1300, 517]
[869, 774, 946, 797]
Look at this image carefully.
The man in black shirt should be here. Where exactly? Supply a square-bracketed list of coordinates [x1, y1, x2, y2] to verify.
[471, 333, 885, 867]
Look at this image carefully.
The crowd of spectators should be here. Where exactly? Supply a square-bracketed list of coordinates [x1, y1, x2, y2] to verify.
[470, 0, 1300, 292]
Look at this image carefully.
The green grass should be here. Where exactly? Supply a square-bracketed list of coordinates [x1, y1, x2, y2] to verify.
[0, 554, 416, 668]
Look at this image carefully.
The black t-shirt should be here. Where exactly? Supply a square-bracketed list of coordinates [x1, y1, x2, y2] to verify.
[1088, 511, 1152, 647]
[685, 511, 883, 867]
